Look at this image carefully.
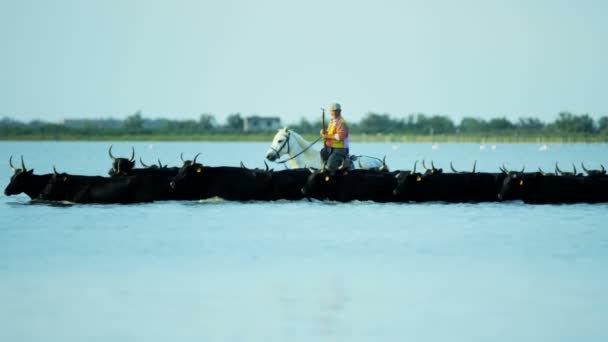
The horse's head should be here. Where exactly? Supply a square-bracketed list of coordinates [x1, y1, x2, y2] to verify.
[265, 128, 291, 162]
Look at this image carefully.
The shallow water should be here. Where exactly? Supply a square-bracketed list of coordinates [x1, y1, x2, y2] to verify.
[1, 141, 607, 341]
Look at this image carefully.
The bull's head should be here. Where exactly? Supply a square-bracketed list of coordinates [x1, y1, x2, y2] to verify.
[392, 161, 421, 197]
[170, 153, 202, 189]
[422, 160, 442, 176]
[497, 169, 530, 200]
[450, 161, 476, 174]
[38, 166, 71, 201]
[379, 156, 390, 172]
[555, 162, 578, 176]
[537, 167, 555, 176]
[300, 164, 347, 197]
[140, 157, 165, 169]
[4, 156, 35, 196]
[581, 163, 606, 177]
[108, 145, 135, 176]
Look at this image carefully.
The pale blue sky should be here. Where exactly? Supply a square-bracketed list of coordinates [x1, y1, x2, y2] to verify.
[1, 0, 606, 124]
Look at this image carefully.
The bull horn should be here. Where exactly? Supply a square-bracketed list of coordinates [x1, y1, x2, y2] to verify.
[555, 162, 563, 175]
[158, 159, 164, 168]
[240, 161, 247, 169]
[472, 160, 477, 173]
[538, 167, 545, 176]
[602, 164, 606, 173]
[572, 163, 577, 175]
[499, 164, 508, 174]
[264, 160, 270, 172]
[192, 153, 201, 165]
[431, 160, 436, 170]
[412, 160, 417, 174]
[20, 155, 27, 171]
[139, 157, 149, 168]
[8, 156, 16, 172]
[108, 145, 116, 160]
[338, 158, 346, 170]
[450, 161, 458, 173]
[53, 165, 58, 175]
[422, 160, 428, 170]
[581, 162, 590, 173]
[520, 166, 525, 173]
[380, 156, 388, 171]
[180, 152, 185, 162]
[129, 147, 135, 162]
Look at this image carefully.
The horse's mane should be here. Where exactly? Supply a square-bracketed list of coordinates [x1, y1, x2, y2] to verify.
[281, 127, 320, 168]
[285, 129, 309, 149]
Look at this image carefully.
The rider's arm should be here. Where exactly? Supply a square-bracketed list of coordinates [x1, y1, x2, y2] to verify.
[334, 121, 348, 141]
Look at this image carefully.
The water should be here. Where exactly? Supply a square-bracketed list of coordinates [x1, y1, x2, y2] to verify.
[1, 141, 608, 341]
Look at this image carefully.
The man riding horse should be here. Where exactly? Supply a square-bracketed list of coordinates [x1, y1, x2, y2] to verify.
[320, 103, 351, 171]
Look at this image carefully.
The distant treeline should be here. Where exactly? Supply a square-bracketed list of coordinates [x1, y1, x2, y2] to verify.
[1, 111, 608, 140]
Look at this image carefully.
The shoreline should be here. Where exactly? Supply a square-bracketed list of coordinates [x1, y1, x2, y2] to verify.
[1, 134, 607, 143]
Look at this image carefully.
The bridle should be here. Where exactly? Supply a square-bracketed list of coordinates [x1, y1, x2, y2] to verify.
[269, 131, 291, 158]
[269, 131, 322, 165]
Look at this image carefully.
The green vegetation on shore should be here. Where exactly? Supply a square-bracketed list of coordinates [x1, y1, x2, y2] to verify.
[2, 133, 606, 143]
[2, 111, 608, 142]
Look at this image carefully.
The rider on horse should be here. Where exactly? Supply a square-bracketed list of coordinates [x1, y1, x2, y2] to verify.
[320, 103, 351, 171]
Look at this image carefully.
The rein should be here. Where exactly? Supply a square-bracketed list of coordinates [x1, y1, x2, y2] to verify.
[271, 132, 322, 165]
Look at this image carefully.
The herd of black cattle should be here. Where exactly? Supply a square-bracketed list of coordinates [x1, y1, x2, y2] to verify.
[4, 146, 608, 204]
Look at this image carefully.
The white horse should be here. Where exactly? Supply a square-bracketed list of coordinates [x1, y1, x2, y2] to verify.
[265, 127, 386, 170]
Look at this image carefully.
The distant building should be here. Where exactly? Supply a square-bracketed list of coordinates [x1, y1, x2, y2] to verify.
[243, 116, 282, 132]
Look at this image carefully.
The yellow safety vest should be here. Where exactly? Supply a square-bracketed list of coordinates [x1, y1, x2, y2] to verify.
[326, 117, 348, 149]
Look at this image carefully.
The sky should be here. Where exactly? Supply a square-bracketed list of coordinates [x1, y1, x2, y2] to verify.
[1, 0, 607, 125]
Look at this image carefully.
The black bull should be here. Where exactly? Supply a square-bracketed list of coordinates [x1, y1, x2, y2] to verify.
[169, 162, 312, 201]
[498, 172, 608, 204]
[301, 169, 399, 202]
[392, 171, 514, 202]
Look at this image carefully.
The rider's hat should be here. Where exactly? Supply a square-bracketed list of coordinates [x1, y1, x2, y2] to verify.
[328, 103, 341, 111]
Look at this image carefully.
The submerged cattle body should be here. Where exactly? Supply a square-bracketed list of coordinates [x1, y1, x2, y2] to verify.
[498, 173, 608, 204]
[393, 171, 509, 202]
[169, 162, 271, 201]
[41, 172, 179, 204]
[302, 169, 399, 202]
[257, 168, 312, 201]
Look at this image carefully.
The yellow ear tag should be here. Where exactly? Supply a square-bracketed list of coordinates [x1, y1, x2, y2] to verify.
[325, 176, 330, 182]
[519, 179, 524, 186]
[416, 176, 422, 182]
[196, 167, 202, 173]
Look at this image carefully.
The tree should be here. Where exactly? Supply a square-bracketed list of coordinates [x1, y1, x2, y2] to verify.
[550, 112, 595, 133]
[486, 117, 515, 132]
[124, 110, 144, 130]
[459, 117, 487, 133]
[359, 112, 397, 133]
[517, 117, 545, 131]
[416, 114, 455, 134]
[199, 113, 216, 130]
[598, 116, 608, 134]
[226, 113, 244, 131]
